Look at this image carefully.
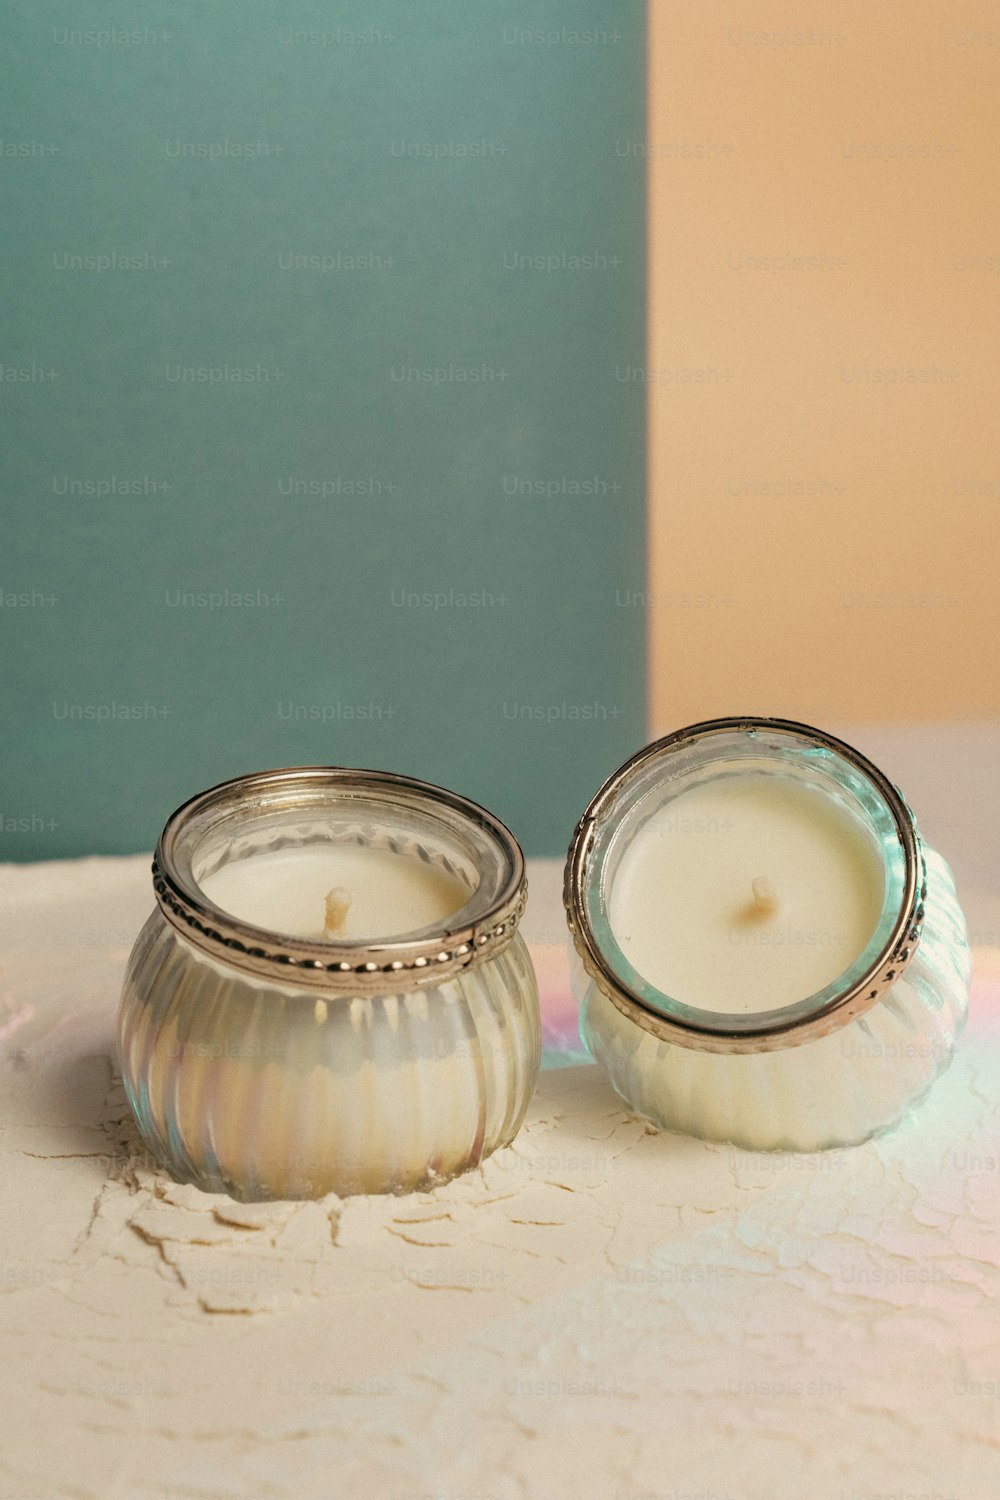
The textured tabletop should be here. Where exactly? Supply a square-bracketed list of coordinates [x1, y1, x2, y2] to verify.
[2, 743, 1000, 1500]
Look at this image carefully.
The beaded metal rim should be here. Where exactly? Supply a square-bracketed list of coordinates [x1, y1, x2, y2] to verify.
[564, 717, 926, 1055]
[153, 767, 527, 993]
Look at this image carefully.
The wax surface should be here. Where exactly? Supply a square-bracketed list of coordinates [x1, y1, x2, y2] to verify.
[608, 774, 885, 1014]
[200, 845, 469, 940]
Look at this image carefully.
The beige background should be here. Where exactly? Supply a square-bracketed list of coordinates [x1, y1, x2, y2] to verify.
[648, 0, 1000, 732]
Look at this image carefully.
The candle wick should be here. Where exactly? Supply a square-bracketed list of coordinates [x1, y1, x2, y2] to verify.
[750, 876, 778, 918]
[324, 887, 352, 935]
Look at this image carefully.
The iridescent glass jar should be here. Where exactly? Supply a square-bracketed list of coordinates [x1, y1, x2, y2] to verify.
[119, 769, 540, 1200]
[565, 719, 971, 1151]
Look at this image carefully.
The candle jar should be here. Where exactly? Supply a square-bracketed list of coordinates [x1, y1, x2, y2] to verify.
[119, 768, 540, 1200]
[565, 719, 971, 1152]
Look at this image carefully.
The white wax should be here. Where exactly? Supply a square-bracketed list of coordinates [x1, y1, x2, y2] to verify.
[200, 845, 469, 941]
[608, 774, 884, 1015]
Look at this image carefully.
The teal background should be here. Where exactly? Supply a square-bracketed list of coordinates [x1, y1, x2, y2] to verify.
[2, 0, 646, 860]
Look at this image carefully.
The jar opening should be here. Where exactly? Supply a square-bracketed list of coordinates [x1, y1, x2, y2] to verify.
[154, 767, 526, 990]
[567, 720, 924, 1050]
[186, 790, 481, 943]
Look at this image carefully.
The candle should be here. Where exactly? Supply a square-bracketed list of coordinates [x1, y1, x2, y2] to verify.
[200, 845, 470, 941]
[566, 719, 971, 1151]
[118, 768, 540, 1200]
[608, 774, 885, 1015]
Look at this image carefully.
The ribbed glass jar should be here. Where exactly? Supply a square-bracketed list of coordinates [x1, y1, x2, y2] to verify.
[566, 720, 971, 1151]
[119, 769, 541, 1200]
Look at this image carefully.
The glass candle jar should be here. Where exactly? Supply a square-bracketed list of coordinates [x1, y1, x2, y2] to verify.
[119, 768, 541, 1200]
[565, 719, 971, 1151]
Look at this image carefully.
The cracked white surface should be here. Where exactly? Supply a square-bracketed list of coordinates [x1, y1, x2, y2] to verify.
[1, 852, 999, 1499]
